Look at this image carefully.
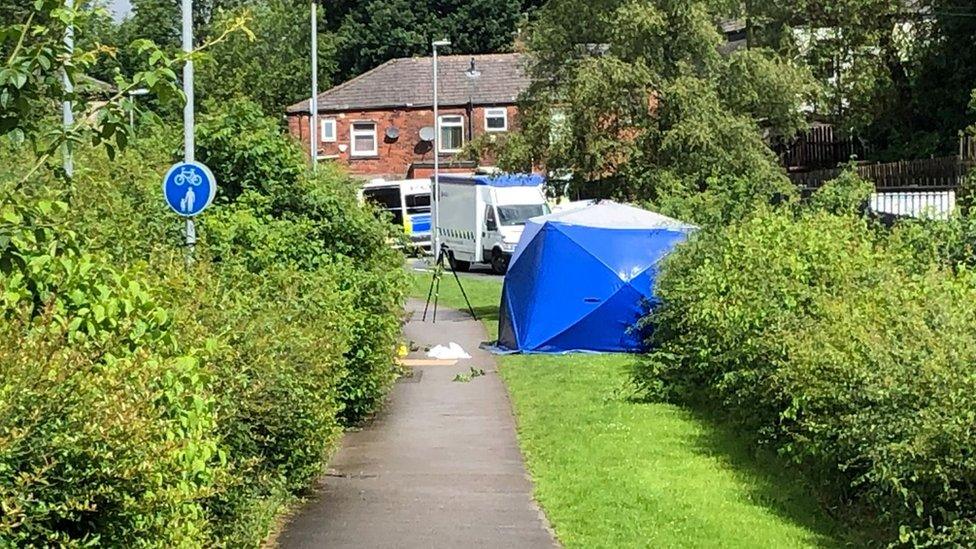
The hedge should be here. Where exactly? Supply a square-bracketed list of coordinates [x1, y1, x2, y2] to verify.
[0, 100, 404, 546]
[638, 205, 976, 545]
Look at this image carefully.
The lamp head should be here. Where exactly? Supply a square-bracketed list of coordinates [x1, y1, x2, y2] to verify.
[465, 57, 481, 79]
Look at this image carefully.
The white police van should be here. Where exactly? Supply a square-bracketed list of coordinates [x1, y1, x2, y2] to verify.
[436, 173, 549, 274]
[359, 178, 432, 248]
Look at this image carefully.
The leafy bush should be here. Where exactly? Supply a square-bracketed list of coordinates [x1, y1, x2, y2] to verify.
[0, 324, 221, 547]
[1, 183, 222, 546]
[196, 98, 307, 210]
[152, 261, 354, 545]
[888, 213, 976, 270]
[1, 100, 404, 546]
[638, 208, 976, 545]
[807, 167, 873, 215]
[199, 99, 405, 424]
[203, 185, 404, 426]
[650, 172, 795, 229]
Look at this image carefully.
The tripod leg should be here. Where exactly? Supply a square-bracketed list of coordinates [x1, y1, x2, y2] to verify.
[432, 268, 441, 324]
[448, 255, 478, 321]
[422, 259, 437, 322]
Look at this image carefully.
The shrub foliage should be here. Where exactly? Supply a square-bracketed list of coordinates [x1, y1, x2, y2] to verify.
[638, 206, 976, 545]
[0, 99, 404, 546]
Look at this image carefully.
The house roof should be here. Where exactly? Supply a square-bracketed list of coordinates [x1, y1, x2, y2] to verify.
[287, 52, 529, 114]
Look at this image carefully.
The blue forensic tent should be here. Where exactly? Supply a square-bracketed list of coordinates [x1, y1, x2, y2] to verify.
[497, 202, 695, 353]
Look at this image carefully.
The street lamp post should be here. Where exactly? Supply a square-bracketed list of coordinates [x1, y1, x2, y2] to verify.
[431, 38, 450, 262]
[465, 57, 480, 143]
[310, 1, 318, 170]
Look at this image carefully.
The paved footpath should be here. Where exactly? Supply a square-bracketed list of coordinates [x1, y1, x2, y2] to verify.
[279, 299, 558, 549]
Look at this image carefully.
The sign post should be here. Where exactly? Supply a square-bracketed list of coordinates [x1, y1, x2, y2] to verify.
[62, 0, 74, 179]
[167, 0, 215, 266]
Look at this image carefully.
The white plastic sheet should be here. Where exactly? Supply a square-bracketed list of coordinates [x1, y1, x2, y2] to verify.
[427, 342, 472, 360]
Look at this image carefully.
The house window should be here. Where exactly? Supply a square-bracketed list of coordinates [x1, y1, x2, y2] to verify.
[320, 118, 336, 142]
[350, 121, 377, 157]
[438, 115, 464, 153]
[484, 108, 508, 132]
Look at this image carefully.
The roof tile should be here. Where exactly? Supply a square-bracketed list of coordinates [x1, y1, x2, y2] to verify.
[287, 52, 529, 113]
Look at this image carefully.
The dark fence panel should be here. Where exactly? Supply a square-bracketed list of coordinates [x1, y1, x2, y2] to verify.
[792, 157, 972, 219]
[960, 135, 976, 161]
[774, 125, 868, 171]
[789, 157, 973, 190]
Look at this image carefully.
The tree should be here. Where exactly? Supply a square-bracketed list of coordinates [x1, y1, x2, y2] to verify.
[197, 0, 336, 116]
[332, 0, 431, 79]
[742, 1, 976, 160]
[0, 0, 247, 180]
[329, 0, 526, 79]
[506, 0, 817, 224]
[743, 1, 904, 124]
[120, 0, 246, 51]
[889, 0, 976, 158]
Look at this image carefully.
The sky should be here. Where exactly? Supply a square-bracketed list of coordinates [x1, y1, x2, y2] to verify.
[109, 0, 131, 21]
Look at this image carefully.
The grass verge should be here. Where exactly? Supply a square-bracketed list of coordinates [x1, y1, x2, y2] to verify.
[406, 270, 853, 548]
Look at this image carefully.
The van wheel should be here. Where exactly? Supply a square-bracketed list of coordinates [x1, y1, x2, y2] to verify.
[448, 253, 470, 272]
[490, 250, 509, 275]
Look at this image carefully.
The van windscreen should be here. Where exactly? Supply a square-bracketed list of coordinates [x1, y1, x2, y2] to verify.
[497, 203, 550, 226]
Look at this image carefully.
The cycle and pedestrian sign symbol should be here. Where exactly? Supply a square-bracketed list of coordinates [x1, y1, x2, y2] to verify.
[162, 161, 216, 217]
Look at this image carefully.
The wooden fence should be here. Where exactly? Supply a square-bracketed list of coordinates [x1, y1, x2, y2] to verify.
[774, 125, 868, 171]
[789, 156, 973, 219]
[959, 135, 976, 161]
[788, 156, 973, 190]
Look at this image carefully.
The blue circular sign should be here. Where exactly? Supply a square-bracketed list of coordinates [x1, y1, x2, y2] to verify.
[162, 161, 217, 217]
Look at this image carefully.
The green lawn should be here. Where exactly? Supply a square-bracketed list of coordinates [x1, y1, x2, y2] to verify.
[406, 271, 852, 548]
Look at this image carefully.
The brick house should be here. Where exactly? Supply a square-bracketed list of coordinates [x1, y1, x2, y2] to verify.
[286, 53, 529, 180]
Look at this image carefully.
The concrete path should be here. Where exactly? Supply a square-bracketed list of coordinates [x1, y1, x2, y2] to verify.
[279, 299, 557, 549]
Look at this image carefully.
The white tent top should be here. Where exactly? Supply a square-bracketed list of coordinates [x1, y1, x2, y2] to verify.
[530, 201, 696, 230]
[510, 200, 697, 280]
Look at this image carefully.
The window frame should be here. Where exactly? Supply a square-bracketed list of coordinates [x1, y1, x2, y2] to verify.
[438, 114, 465, 153]
[320, 118, 337, 143]
[349, 121, 378, 157]
[484, 107, 508, 132]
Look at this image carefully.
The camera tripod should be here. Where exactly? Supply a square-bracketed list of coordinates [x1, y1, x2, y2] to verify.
[423, 246, 478, 323]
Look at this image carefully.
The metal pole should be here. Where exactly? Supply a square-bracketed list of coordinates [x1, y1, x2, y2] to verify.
[128, 89, 148, 134]
[183, 0, 194, 165]
[430, 39, 450, 262]
[182, 0, 196, 263]
[62, 0, 74, 179]
[310, 1, 318, 170]
[432, 43, 440, 260]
